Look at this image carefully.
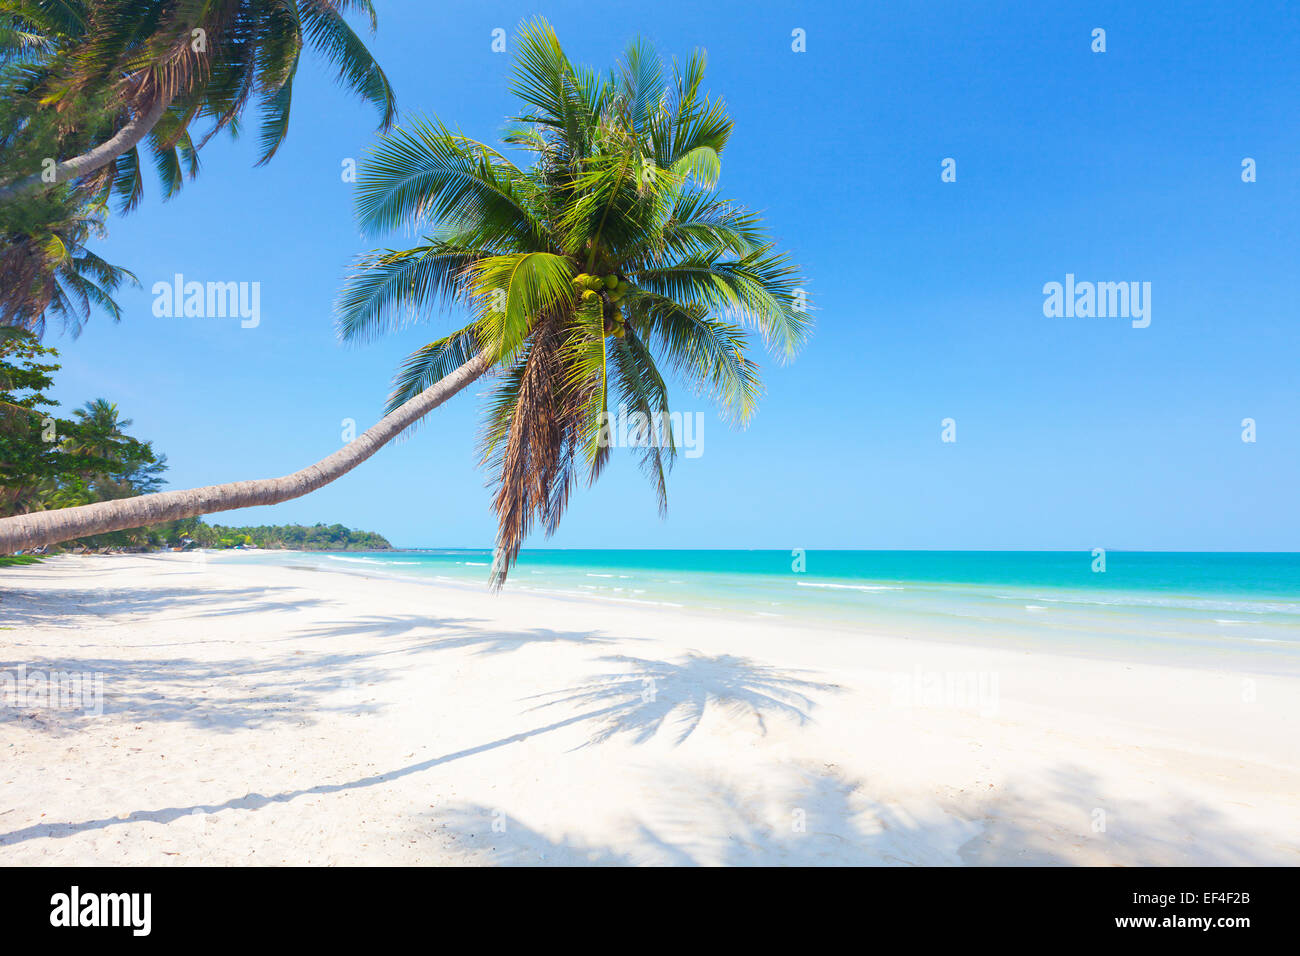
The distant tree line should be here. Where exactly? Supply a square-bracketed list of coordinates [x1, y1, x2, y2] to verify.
[181, 521, 391, 551]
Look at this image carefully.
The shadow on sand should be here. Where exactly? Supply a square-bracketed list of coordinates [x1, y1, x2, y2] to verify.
[299, 615, 634, 656]
[523, 652, 841, 746]
[428, 761, 1294, 866]
[0, 651, 842, 852]
[0, 577, 628, 733]
[2, 580, 1288, 865]
[0, 584, 330, 629]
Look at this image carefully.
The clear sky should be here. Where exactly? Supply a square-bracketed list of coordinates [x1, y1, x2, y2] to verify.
[47, 0, 1300, 550]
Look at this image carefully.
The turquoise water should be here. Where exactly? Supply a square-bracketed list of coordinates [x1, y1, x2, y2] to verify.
[220, 550, 1300, 672]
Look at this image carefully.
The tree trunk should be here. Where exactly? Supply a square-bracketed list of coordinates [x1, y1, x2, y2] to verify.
[0, 354, 489, 553]
[0, 97, 172, 203]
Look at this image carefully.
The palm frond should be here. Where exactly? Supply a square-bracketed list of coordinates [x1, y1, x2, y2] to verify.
[354, 116, 541, 247]
[630, 248, 811, 360]
[633, 293, 761, 425]
[297, 0, 395, 135]
[335, 242, 481, 343]
[385, 322, 483, 413]
[338, 19, 810, 585]
[468, 251, 575, 362]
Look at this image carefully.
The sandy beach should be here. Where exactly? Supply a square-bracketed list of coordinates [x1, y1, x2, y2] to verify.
[1, 552, 1297, 866]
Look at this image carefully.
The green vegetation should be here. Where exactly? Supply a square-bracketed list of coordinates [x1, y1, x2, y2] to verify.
[178, 521, 390, 551]
[0, 0, 394, 334]
[1, 330, 165, 546]
[0, 330, 387, 554]
[336, 20, 810, 584]
[0, 553, 43, 566]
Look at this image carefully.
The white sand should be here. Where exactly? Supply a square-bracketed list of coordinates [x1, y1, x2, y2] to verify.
[1, 553, 1296, 866]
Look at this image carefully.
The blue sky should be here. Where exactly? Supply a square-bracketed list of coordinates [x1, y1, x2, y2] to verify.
[48, 0, 1300, 549]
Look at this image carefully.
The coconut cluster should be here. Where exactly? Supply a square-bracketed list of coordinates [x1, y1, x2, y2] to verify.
[573, 273, 632, 338]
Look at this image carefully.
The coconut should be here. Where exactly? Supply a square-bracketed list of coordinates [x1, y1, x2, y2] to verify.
[604, 275, 619, 290]
[585, 275, 604, 291]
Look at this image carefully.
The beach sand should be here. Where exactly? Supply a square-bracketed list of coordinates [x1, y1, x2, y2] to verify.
[1, 553, 1296, 866]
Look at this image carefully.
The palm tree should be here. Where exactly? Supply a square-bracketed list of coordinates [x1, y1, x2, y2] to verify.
[337, 21, 809, 582]
[0, 0, 395, 205]
[0, 186, 137, 336]
[66, 398, 128, 456]
[1, 0, 393, 332]
[0, 21, 811, 571]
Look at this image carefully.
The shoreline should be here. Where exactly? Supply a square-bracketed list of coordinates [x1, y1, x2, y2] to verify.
[206, 549, 1300, 678]
[2, 553, 1297, 865]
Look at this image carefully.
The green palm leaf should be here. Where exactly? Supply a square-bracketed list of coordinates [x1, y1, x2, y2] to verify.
[385, 323, 483, 413]
[337, 18, 811, 585]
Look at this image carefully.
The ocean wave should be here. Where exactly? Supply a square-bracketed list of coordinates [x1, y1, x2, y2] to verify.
[513, 585, 683, 608]
[993, 592, 1300, 615]
[797, 581, 904, 592]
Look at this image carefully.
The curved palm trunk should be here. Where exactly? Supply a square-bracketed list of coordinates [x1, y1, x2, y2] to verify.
[0, 97, 172, 203]
[0, 354, 488, 553]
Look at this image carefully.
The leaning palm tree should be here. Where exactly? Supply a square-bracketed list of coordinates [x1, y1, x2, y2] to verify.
[337, 21, 809, 582]
[0, 0, 395, 205]
[0, 21, 811, 573]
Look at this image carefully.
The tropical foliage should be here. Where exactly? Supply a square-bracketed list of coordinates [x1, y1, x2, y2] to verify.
[183, 521, 391, 550]
[0, 331, 167, 544]
[336, 19, 810, 585]
[0, 185, 138, 338]
[0, 0, 394, 334]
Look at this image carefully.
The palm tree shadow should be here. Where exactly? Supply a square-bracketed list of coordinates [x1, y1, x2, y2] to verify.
[526, 652, 841, 746]
[429, 761, 1300, 866]
[295, 615, 484, 642]
[0, 584, 329, 628]
[0, 648, 402, 733]
[432, 809, 642, 866]
[299, 616, 632, 656]
[954, 763, 1300, 866]
[0, 652, 841, 848]
[439, 627, 633, 656]
[430, 766, 977, 866]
